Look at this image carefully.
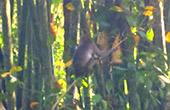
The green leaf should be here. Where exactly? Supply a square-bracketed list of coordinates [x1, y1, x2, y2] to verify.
[51, 86, 60, 93]
[126, 15, 138, 27]
[146, 28, 154, 41]
[8, 81, 18, 93]
[140, 52, 155, 58]
[66, 39, 74, 46]
[92, 94, 102, 105]
[44, 94, 56, 107]
[138, 30, 147, 38]
[158, 88, 164, 98]
[0, 93, 6, 101]
[47, 35, 56, 46]
[91, 6, 110, 23]
[109, 6, 122, 12]
[144, 79, 152, 90]
[113, 66, 127, 71]
[106, 80, 114, 94]
[101, 99, 107, 110]
[52, 0, 62, 6]
[99, 21, 110, 30]
[127, 62, 136, 70]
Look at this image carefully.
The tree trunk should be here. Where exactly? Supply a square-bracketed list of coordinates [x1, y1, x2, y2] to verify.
[16, 0, 28, 109]
[28, 0, 43, 109]
[63, 0, 73, 106]
[37, 0, 53, 109]
[23, 15, 33, 110]
[1, 0, 14, 109]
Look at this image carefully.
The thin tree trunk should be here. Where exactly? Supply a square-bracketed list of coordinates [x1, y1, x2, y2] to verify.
[63, 0, 73, 106]
[28, 0, 43, 109]
[23, 14, 33, 110]
[16, 0, 28, 109]
[1, 0, 14, 109]
[37, 0, 53, 109]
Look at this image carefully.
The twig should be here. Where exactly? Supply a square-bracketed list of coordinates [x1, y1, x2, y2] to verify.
[51, 78, 80, 110]
[159, 1, 168, 70]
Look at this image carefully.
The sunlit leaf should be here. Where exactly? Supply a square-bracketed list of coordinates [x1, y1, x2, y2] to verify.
[158, 75, 170, 84]
[65, 60, 72, 67]
[1, 72, 11, 78]
[30, 102, 39, 108]
[0, 37, 3, 46]
[139, 59, 146, 67]
[145, 6, 157, 11]
[110, 6, 123, 12]
[133, 47, 138, 60]
[140, 52, 155, 58]
[10, 66, 22, 73]
[124, 80, 128, 95]
[82, 79, 88, 88]
[131, 27, 137, 34]
[126, 102, 130, 109]
[143, 11, 153, 17]
[52, 0, 62, 6]
[146, 28, 154, 41]
[165, 31, 170, 43]
[10, 75, 17, 83]
[158, 0, 164, 2]
[65, 3, 74, 11]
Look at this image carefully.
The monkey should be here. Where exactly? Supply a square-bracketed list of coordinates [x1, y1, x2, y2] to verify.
[73, 35, 127, 77]
[72, 35, 127, 109]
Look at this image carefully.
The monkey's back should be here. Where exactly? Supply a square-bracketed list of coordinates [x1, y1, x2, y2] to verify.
[73, 41, 94, 77]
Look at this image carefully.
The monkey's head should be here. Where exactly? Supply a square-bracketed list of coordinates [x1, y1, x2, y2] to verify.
[79, 35, 93, 45]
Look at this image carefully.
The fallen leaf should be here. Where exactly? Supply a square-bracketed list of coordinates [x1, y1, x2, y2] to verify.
[65, 3, 74, 11]
[55, 81, 61, 88]
[165, 31, 170, 43]
[50, 23, 57, 36]
[139, 59, 146, 67]
[110, 6, 123, 12]
[30, 102, 39, 108]
[132, 34, 140, 47]
[65, 60, 72, 67]
[145, 6, 157, 11]
[1, 72, 11, 78]
[143, 11, 153, 17]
